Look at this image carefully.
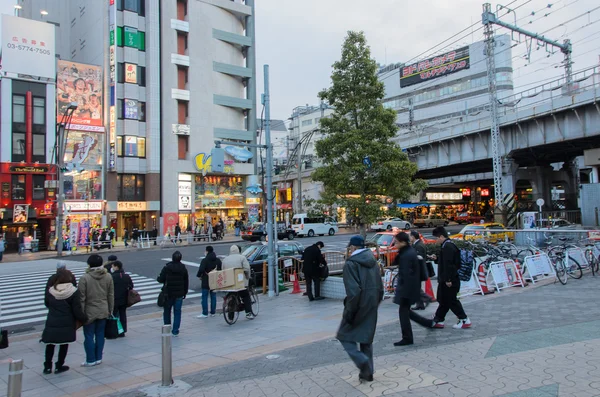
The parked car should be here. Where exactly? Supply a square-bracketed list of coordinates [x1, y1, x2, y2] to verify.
[241, 241, 305, 287]
[455, 212, 485, 225]
[413, 214, 449, 228]
[370, 217, 411, 231]
[241, 222, 296, 242]
[541, 218, 580, 229]
[450, 223, 514, 243]
[291, 214, 338, 237]
[367, 229, 436, 267]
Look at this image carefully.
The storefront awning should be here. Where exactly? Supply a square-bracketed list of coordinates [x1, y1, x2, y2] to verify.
[397, 203, 429, 208]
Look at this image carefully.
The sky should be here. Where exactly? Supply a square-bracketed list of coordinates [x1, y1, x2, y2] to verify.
[255, 0, 600, 118]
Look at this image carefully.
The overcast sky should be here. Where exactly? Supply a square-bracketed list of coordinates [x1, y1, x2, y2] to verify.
[255, 0, 600, 118]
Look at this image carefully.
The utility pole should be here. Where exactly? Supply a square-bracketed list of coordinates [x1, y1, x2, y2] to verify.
[482, 2, 573, 213]
[263, 64, 276, 298]
[296, 140, 303, 213]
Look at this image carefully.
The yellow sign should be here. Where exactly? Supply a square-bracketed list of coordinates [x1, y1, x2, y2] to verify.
[194, 153, 212, 174]
[286, 188, 292, 201]
[109, 106, 116, 143]
[246, 197, 260, 205]
[117, 201, 147, 211]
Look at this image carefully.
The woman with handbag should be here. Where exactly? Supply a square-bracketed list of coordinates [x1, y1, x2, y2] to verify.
[42, 269, 87, 374]
[157, 251, 189, 336]
[392, 232, 434, 347]
[111, 261, 133, 337]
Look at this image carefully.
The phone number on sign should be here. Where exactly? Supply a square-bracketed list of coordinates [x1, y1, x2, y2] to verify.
[6, 43, 51, 55]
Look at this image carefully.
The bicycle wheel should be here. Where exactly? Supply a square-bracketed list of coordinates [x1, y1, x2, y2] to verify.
[250, 287, 260, 317]
[551, 256, 568, 285]
[223, 293, 239, 325]
[566, 257, 583, 279]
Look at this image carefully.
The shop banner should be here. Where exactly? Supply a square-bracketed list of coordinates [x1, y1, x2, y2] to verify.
[78, 220, 90, 246]
[70, 222, 79, 249]
[57, 60, 103, 128]
[163, 212, 179, 235]
[13, 204, 29, 223]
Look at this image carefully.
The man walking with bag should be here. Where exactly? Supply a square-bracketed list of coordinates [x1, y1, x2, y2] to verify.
[337, 236, 383, 383]
[158, 251, 189, 336]
[78, 254, 114, 367]
[301, 241, 327, 301]
[196, 246, 222, 318]
[409, 230, 433, 310]
[431, 227, 472, 329]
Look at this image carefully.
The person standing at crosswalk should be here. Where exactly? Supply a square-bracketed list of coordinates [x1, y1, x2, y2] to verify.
[111, 261, 133, 336]
[45, 262, 77, 294]
[79, 254, 114, 367]
[42, 269, 87, 374]
[158, 251, 189, 336]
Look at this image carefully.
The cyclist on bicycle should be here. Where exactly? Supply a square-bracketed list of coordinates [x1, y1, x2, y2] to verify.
[222, 245, 254, 320]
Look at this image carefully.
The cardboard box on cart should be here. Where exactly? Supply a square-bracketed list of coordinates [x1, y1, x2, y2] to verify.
[209, 268, 246, 290]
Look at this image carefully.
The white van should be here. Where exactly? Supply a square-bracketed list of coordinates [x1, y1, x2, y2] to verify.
[291, 214, 338, 237]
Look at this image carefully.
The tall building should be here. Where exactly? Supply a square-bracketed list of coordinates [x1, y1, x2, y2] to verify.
[0, 14, 58, 252]
[19, 0, 258, 239]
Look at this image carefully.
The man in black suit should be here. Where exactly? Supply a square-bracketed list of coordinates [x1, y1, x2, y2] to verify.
[301, 241, 326, 301]
[409, 230, 433, 310]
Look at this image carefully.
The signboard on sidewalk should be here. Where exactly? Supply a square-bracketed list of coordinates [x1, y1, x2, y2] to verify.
[522, 254, 554, 283]
[488, 260, 524, 291]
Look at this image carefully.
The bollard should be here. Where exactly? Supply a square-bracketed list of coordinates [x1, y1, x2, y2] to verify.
[263, 261, 267, 295]
[161, 325, 173, 387]
[7, 359, 23, 397]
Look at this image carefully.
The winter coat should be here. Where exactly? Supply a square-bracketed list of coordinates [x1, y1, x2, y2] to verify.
[45, 270, 77, 306]
[301, 244, 326, 277]
[112, 269, 134, 308]
[393, 245, 422, 305]
[78, 267, 114, 324]
[221, 245, 251, 287]
[197, 252, 222, 290]
[438, 239, 460, 283]
[336, 249, 384, 344]
[157, 260, 189, 299]
[42, 283, 87, 344]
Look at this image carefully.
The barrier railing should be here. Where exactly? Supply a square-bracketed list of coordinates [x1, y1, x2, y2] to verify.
[277, 256, 303, 286]
[322, 251, 346, 275]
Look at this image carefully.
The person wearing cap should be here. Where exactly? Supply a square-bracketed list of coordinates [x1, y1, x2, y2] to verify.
[45, 262, 77, 297]
[301, 241, 326, 301]
[337, 235, 383, 383]
[78, 254, 114, 367]
[103, 255, 118, 273]
[392, 232, 434, 347]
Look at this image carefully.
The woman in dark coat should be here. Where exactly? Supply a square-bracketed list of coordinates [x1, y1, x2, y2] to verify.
[392, 232, 433, 347]
[111, 260, 134, 335]
[42, 269, 87, 374]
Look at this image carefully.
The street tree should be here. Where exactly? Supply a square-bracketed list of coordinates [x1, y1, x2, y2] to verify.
[312, 31, 426, 238]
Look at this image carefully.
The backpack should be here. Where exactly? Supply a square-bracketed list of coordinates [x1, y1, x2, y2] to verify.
[457, 247, 474, 282]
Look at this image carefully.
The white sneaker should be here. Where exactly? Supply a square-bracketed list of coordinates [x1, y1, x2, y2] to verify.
[210, 314, 216, 317]
[80, 361, 96, 367]
[246, 313, 255, 320]
[453, 318, 472, 329]
[196, 314, 208, 319]
[95, 360, 102, 365]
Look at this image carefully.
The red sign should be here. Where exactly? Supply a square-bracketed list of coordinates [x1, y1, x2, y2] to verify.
[462, 188, 471, 197]
[481, 189, 490, 197]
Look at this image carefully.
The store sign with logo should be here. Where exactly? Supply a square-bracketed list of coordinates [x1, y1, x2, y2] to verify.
[64, 201, 103, 212]
[125, 63, 137, 83]
[400, 46, 470, 88]
[13, 204, 29, 223]
[9, 165, 49, 173]
[117, 201, 147, 211]
[172, 124, 190, 135]
[178, 181, 192, 211]
[425, 192, 463, 201]
[124, 99, 139, 119]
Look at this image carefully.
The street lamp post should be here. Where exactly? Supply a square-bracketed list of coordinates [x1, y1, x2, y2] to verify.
[55, 103, 78, 256]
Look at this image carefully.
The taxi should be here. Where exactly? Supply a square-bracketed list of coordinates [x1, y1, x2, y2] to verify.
[367, 227, 436, 267]
[450, 222, 514, 243]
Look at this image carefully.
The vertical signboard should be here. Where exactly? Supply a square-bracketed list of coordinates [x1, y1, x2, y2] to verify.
[108, 0, 117, 172]
[56, 61, 104, 130]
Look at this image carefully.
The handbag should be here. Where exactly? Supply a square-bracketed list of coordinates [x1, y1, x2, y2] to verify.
[426, 261, 436, 278]
[105, 316, 120, 339]
[418, 257, 429, 282]
[0, 329, 8, 349]
[127, 289, 142, 307]
[157, 289, 167, 307]
[319, 264, 329, 281]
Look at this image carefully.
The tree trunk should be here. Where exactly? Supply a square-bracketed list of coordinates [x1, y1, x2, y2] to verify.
[359, 223, 367, 240]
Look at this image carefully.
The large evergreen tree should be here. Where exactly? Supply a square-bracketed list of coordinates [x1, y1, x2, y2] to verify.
[313, 31, 426, 237]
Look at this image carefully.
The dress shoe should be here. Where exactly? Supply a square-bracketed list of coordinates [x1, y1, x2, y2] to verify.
[314, 296, 325, 301]
[359, 373, 374, 382]
[393, 339, 414, 346]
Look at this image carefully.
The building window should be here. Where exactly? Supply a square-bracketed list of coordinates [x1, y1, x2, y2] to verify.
[301, 119, 312, 127]
[11, 175, 26, 200]
[33, 134, 45, 159]
[13, 95, 25, 123]
[178, 135, 188, 160]
[117, 99, 124, 119]
[12, 133, 26, 159]
[138, 102, 146, 122]
[177, 66, 188, 89]
[33, 97, 45, 125]
[32, 175, 45, 200]
[177, 32, 188, 55]
[124, 0, 138, 13]
[117, 174, 145, 201]
[138, 66, 146, 86]
[117, 136, 123, 156]
[117, 63, 125, 84]
[139, 0, 145, 16]
[122, 136, 146, 158]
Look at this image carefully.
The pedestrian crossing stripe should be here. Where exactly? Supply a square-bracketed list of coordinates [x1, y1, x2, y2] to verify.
[0, 268, 201, 328]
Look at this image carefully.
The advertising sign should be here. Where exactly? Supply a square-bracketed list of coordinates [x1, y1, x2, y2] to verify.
[0, 15, 55, 80]
[125, 63, 137, 83]
[64, 132, 103, 166]
[124, 99, 138, 119]
[13, 204, 29, 223]
[65, 201, 103, 212]
[78, 220, 91, 247]
[400, 46, 470, 88]
[178, 181, 192, 211]
[109, 1, 117, 172]
[57, 60, 103, 129]
[163, 212, 179, 235]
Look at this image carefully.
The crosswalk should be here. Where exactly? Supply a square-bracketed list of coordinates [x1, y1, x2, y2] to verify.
[0, 262, 201, 328]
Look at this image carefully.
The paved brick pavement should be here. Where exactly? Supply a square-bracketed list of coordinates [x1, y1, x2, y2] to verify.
[110, 275, 600, 397]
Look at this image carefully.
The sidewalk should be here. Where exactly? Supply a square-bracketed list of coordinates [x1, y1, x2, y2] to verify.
[0, 272, 577, 397]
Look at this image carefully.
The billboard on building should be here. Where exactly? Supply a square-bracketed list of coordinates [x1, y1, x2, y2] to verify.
[400, 46, 470, 88]
[0, 15, 55, 80]
[57, 61, 104, 130]
[63, 132, 104, 166]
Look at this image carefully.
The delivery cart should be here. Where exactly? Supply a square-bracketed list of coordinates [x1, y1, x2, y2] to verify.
[221, 285, 260, 325]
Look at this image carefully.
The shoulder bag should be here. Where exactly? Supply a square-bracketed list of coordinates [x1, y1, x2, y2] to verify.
[157, 282, 168, 307]
[127, 289, 142, 307]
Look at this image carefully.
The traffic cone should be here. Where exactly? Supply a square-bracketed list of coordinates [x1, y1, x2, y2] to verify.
[478, 263, 494, 294]
[513, 259, 528, 287]
[424, 278, 436, 302]
[278, 272, 288, 292]
[290, 271, 302, 294]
